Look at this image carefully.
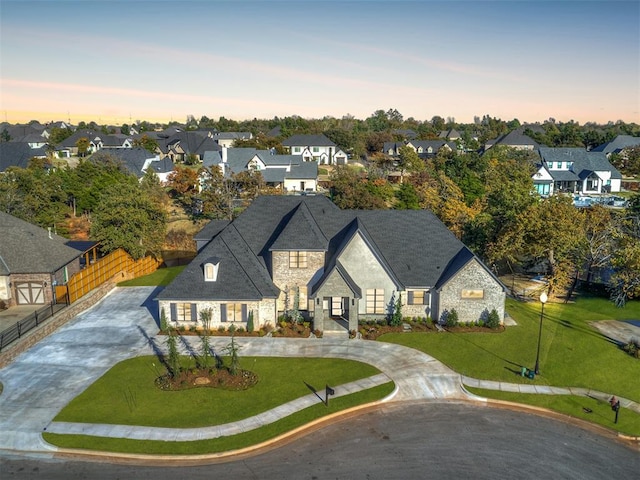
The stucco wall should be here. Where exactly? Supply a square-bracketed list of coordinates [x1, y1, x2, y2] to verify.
[337, 233, 397, 316]
[437, 259, 505, 324]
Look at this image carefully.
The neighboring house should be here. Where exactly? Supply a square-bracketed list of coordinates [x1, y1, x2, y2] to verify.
[211, 131, 253, 148]
[95, 148, 175, 183]
[56, 129, 100, 157]
[439, 129, 461, 140]
[16, 133, 49, 149]
[282, 134, 348, 165]
[485, 129, 539, 151]
[0, 212, 82, 307]
[406, 140, 456, 157]
[592, 135, 640, 156]
[0, 142, 48, 172]
[383, 141, 406, 156]
[159, 131, 220, 162]
[205, 147, 318, 192]
[535, 147, 622, 195]
[393, 129, 417, 140]
[156, 196, 505, 334]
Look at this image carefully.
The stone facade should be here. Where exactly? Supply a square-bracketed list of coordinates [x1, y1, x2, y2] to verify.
[272, 250, 324, 312]
[437, 259, 505, 324]
[158, 299, 277, 331]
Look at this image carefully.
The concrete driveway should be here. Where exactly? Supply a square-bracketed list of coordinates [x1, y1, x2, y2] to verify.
[0, 287, 161, 452]
[0, 287, 462, 453]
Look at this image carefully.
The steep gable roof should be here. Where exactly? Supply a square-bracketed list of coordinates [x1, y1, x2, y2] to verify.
[592, 135, 640, 154]
[158, 195, 478, 303]
[0, 143, 47, 172]
[539, 147, 622, 179]
[0, 212, 81, 275]
[156, 224, 279, 301]
[282, 134, 336, 147]
[269, 202, 328, 251]
[487, 129, 539, 149]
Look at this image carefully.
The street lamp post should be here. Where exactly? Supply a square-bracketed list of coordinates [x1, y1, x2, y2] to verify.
[534, 291, 548, 375]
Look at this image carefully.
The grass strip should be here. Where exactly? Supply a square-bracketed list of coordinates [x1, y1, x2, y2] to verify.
[466, 386, 640, 437]
[43, 382, 394, 454]
[54, 356, 383, 428]
[117, 266, 186, 287]
[380, 297, 640, 402]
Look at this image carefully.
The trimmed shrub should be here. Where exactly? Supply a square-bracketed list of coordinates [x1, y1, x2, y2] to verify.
[246, 310, 254, 333]
[486, 309, 501, 329]
[445, 309, 459, 328]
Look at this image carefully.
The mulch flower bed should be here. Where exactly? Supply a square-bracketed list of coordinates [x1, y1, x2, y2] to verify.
[156, 367, 259, 391]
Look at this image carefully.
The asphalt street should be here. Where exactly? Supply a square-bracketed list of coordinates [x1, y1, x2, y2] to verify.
[1, 402, 638, 479]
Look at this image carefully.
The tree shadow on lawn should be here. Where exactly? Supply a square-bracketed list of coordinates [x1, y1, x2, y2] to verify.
[542, 312, 620, 346]
[450, 332, 525, 371]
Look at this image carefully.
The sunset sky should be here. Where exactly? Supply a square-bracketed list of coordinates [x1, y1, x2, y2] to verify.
[1, 0, 639, 126]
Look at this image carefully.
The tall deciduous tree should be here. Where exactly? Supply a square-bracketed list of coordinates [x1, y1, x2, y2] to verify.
[90, 182, 166, 259]
[491, 196, 584, 294]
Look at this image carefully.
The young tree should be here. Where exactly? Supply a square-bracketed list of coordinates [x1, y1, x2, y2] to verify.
[199, 308, 213, 369]
[161, 308, 180, 378]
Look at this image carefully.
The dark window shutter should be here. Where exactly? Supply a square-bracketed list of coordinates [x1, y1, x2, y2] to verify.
[220, 304, 227, 322]
[241, 304, 248, 322]
[170, 303, 177, 322]
[408, 291, 414, 304]
[190, 304, 197, 322]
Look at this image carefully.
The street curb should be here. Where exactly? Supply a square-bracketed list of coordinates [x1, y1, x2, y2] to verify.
[460, 387, 640, 451]
[41, 397, 396, 466]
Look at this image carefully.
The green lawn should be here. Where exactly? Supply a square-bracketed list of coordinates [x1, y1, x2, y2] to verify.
[381, 297, 640, 403]
[466, 387, 640, 437]
[53, 356, 386, 428]
[43, 383, 393, 455]
[117, 266, 186, 287]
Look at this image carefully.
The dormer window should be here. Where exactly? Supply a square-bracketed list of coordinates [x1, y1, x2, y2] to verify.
[204, 258, 220, 281]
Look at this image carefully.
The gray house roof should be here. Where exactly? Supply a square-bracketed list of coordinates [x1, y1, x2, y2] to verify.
[486, 129, 539, 149]
[0, 143, 47, 172]
[592, 135, 640, 155]
[157, 195, 480, 303]
[0, 212, 82, 275]
[282, 134, 336, 147]
[539, 148, 622, 180]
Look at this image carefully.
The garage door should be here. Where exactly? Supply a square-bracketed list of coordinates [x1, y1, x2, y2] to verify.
[15, 282, 45, 305]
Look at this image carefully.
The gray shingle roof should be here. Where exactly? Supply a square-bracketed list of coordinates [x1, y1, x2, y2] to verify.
[0, 143, 47, 171]
[282, 134, 336, 147]
[592, 135, 640, 154]
[0, 212, 82, 275]
[539, 148, 622, 180]
[157, 195, 479, 303]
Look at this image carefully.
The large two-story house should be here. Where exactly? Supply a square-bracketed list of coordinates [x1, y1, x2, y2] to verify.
[203, 147, 318, 193]
[533, 148, 622, 196]
[156, 196, 505, 335]
[282, 134, 348, 165]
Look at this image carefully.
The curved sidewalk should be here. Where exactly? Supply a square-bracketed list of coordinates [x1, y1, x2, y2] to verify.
[461, 376, 640, 415]
[45, 373, 391, 440]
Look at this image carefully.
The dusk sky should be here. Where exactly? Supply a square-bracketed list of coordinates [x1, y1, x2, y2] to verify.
[1, 0, 639, 125]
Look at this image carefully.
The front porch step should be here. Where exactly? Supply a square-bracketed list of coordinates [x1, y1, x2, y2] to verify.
[321, 329, 350, 339]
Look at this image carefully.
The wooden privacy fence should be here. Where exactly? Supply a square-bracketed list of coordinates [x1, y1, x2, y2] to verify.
[56, 248, 162, 304]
